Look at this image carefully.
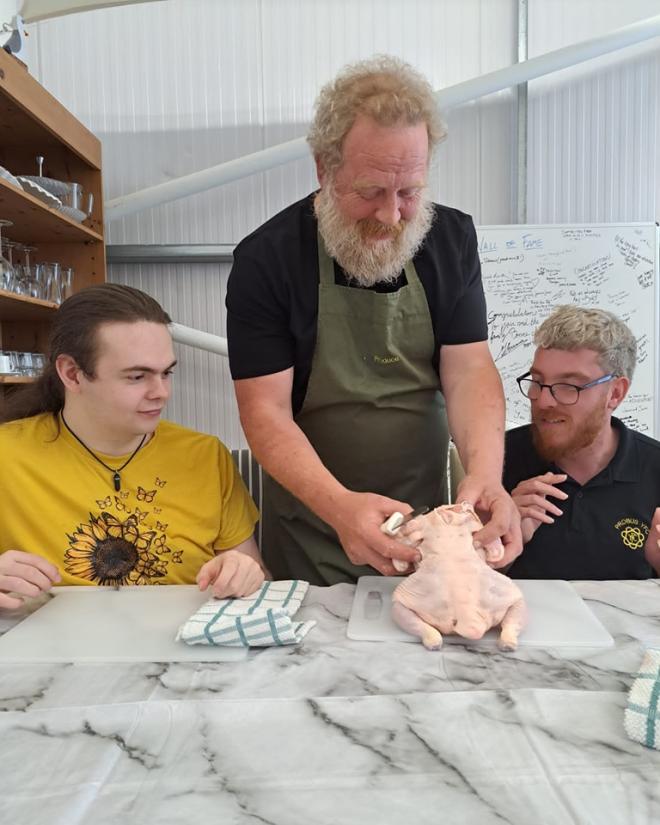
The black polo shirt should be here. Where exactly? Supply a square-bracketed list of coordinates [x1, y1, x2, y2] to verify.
[502, 419, 660, 580]
[226, 193, 488, 415]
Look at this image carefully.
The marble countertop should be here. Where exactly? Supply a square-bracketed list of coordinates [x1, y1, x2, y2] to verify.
[2, 580, 660, 824]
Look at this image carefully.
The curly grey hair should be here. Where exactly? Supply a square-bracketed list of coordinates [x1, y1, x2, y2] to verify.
[307, 55, 447, 175]
[534, 305, 637, 380]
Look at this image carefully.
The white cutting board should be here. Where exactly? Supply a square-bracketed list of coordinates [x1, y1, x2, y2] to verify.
[347, 577, 614, 648]
[0, 586, 247, 662]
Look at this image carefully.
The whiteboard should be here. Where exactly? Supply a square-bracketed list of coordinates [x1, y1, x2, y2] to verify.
[476, 223, 659, 437]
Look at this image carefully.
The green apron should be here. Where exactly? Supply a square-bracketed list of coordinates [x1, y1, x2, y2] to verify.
[262, 232, 449, 585]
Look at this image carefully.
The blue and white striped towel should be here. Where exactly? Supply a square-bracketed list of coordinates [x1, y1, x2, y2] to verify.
[624, 649, 660, 749]
[176, 580, 316, 647]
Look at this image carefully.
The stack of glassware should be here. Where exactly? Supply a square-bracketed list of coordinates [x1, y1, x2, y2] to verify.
[0, 350, 46, 377]
[0, 220, 74, 304]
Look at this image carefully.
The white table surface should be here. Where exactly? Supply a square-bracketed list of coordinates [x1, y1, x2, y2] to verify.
[1, 580, 660, 825]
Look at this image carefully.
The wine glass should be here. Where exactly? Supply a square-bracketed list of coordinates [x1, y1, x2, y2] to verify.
[43, 262, 62, 304]
[0, 219, 14, 292]
[11, 243, 29, 295]
[3, 240, 17, 293]
[28, 262, 46, 300]
[61, 266, 74, 302]
[17, 244, 38, 298]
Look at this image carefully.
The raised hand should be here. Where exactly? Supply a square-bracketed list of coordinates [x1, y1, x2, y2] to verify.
[510, 472, 568, 543]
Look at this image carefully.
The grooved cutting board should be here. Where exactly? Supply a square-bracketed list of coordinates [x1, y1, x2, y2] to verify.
[0, 586, 247, 662]
[347, 577, 614, 648]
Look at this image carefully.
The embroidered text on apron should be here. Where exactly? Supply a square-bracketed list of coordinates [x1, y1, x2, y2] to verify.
[262, 232, 449, 585]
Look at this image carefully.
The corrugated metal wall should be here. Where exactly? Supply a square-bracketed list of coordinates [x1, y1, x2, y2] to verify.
[22, 0, 660, 445]
[527, 0, 660, 223]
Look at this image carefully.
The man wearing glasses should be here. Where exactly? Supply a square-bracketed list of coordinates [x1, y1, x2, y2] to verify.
[503, 305, 660, 580]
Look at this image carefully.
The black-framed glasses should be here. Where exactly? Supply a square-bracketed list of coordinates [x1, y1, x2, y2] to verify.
[516, 372, 616, 405]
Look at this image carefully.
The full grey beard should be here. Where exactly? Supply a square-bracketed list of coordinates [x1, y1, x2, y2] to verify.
[314, 186, 434, 287]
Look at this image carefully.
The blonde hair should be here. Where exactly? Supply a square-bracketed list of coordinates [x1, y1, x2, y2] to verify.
[534, 305, 637, 380]
[308, 55, 447, 175]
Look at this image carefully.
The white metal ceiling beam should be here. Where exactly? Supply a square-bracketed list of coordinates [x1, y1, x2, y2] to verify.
[104, 12, 660, 222]
[169, 323, 227, 357]
[20, 0, 161, 23]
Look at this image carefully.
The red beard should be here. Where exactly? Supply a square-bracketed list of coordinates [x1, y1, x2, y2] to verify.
[531, 401, 608, 464]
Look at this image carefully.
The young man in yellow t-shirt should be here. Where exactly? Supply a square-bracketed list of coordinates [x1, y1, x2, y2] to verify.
[0, 284, 266, 609]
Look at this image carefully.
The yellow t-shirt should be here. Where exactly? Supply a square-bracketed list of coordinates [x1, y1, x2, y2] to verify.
[0, 414, 259, 586]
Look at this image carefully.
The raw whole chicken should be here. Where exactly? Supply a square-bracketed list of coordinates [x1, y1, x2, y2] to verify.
[389, 502, 527, 651]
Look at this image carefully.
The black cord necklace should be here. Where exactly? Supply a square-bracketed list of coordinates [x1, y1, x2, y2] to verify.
[61, 413, 147, 492]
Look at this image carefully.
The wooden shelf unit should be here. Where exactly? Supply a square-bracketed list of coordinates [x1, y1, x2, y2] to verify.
[0, 289, 58, 321]
[0, 178, 103, 243]
[0, 375, 36, 384]
[0, 48, 105, 384]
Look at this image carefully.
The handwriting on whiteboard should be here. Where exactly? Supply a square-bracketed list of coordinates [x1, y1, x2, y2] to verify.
[477, 224, 658, 436]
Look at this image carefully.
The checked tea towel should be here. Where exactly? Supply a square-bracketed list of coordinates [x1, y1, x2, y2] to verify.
[624, 648, 660, 750]
[176, 580, 316, 647]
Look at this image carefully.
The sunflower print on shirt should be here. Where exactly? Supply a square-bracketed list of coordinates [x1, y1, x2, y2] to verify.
[65, 512, 167, 585]
[65, 476, 183, 585]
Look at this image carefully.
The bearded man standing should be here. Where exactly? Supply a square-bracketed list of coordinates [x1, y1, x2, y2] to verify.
[505, 305, 660, 579]
[227, 56, 521, 585]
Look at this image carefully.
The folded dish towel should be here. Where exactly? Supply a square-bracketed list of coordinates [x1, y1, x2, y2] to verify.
[176, 580, 316, 647]
[624, 649, 660, 749]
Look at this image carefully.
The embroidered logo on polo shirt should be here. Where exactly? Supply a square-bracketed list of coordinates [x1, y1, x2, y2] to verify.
[614, 517, 649, 550]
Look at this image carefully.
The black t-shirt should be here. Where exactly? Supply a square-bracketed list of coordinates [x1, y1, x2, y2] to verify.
[503, 419, 660, 580]
[226, 193, 488, 414]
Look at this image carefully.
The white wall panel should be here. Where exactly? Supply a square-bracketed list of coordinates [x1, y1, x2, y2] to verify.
[258, 0, 517, 224]
[527, 0, 660, 223]
[21, 0, 519, 442]
[31, 0, 267, 245]
[22, 0, 660, 441]
[28, 0, 517, 242]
